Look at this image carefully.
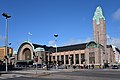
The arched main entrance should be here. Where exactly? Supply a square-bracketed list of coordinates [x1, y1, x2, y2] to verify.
[17, 41, 34, 60]
[23, 48, 31, 60]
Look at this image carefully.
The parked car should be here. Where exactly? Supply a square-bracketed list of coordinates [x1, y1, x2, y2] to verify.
[42, 65, 47, 69]
[32, 63, 42, 68]
[112, 65, 119, 69]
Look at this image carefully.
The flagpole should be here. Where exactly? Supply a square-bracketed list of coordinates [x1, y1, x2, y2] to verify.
[28, 32, 32, 42]
[28, 33, 29, 41]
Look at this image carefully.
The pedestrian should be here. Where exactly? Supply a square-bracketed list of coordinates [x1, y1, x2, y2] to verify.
[92, 64, 94, 69]
[89, 65, 90, 69]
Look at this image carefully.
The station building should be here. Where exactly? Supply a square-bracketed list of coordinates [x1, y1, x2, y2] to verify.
[17, 6, 118, 67]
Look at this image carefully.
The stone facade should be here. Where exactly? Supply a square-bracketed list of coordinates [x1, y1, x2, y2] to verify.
[50, 49, 85, 66]
[17, 6, 116, 67]
[93, 6, 106, 47]
[48, 6, 115, 67]
[17, 41, 47, 65]
[17, 42, 34, 60]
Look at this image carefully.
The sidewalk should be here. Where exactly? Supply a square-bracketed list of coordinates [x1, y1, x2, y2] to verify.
[0, 69, 78, 77]
[10, 68, 77, 74]
[2, 68, 119, 76]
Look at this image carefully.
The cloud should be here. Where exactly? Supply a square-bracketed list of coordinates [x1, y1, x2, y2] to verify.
[0, 35, 5, 41]
[106, 34, 110, 39]
[48, 36, 120, 49]
[63, 39, 82, 46]
[110, 38, 120, 49]
[113, 8, 120, 20]
[107, 35, 120, 49]
[62, 37, 92, 46]
[0, 35, 5, 46]
[48, 40, 55, 46]
[48, 37, 92, 47]
[84, 37, 91, 43]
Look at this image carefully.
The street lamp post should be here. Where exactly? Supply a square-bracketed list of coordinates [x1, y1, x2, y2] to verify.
[54, 34, 58, 69]
[2, 13, 11, 72]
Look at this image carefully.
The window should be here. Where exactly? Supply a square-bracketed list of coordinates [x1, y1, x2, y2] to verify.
[23, 49, 31, 60]
[81, 54, 85, 64]
[61, 55, 64, 64]
[49, 56, 51, 61]
[57, 56, 59, 61]
[53, 56, 55, 60]
[65, 55, 69, 64]
[89, 52, 95, 64]
[46, 55, 48, 61]
[75, 54, 79, 64]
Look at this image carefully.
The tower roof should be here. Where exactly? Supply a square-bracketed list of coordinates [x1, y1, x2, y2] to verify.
[93, 6, 105, 25]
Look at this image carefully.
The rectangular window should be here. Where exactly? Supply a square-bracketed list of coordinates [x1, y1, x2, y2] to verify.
[89, 52, 95, 64]
[61, 55, 64, 64]
[46, 55, 48, 61]
[53, 56, 55, 60]
[81, 54, 85, 64]
[65, 55, 69, 64]
[49, 56, 51, 61]
[57, 56, 59, 61]
[75, 54, 79, 64]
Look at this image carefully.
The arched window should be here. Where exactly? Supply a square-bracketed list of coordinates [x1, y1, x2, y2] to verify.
[23, 48, 31, 60]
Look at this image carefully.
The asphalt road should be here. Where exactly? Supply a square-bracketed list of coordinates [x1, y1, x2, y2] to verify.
[58, 69, 120, 79]
[1, 69, 120, 80]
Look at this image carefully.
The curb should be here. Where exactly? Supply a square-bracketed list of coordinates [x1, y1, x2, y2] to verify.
[0, 71, 50, 77]
[13, 72, 50, 75]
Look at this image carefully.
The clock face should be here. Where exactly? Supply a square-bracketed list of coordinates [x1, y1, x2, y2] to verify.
[97, 11, 100, 14]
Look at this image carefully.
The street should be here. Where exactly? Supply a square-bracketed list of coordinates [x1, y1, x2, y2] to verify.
[1, 69, 120, 80]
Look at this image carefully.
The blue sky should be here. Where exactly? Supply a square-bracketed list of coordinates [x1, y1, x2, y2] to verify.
[0, 0, 120, 51]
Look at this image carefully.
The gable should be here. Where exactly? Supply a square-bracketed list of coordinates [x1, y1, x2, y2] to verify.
[86, 41, 97, 48]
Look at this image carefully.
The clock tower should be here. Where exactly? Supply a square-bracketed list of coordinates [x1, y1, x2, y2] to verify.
[93, 6, 106, 48]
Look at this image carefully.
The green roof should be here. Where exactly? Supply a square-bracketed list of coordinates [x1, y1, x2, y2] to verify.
[93, 6, 105, 25]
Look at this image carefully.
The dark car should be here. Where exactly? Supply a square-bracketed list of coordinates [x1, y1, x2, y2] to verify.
[112, 65, 119, 69]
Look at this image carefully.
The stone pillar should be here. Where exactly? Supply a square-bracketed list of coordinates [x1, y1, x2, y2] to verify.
[69, 54, 71, 65]
[74, 53, 76, 65]
[51, 54, 53, 61]
[64, 52, 66, 65]
[48, 53, 50, 62]
[44, 52, 46, 64]
[79, 53, 81, 65]
[37, 52, 41, 64]
[85, 49, 88, 65]
[59, 52, 61, 61]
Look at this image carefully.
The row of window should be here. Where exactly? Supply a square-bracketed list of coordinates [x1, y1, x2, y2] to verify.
[49, 54, 85, 64]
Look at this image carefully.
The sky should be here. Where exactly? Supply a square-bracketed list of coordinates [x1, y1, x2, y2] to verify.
[0, 0, 120, 51]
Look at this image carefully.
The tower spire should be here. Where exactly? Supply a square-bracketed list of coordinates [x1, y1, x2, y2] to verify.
[93, 6, 105, 25]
